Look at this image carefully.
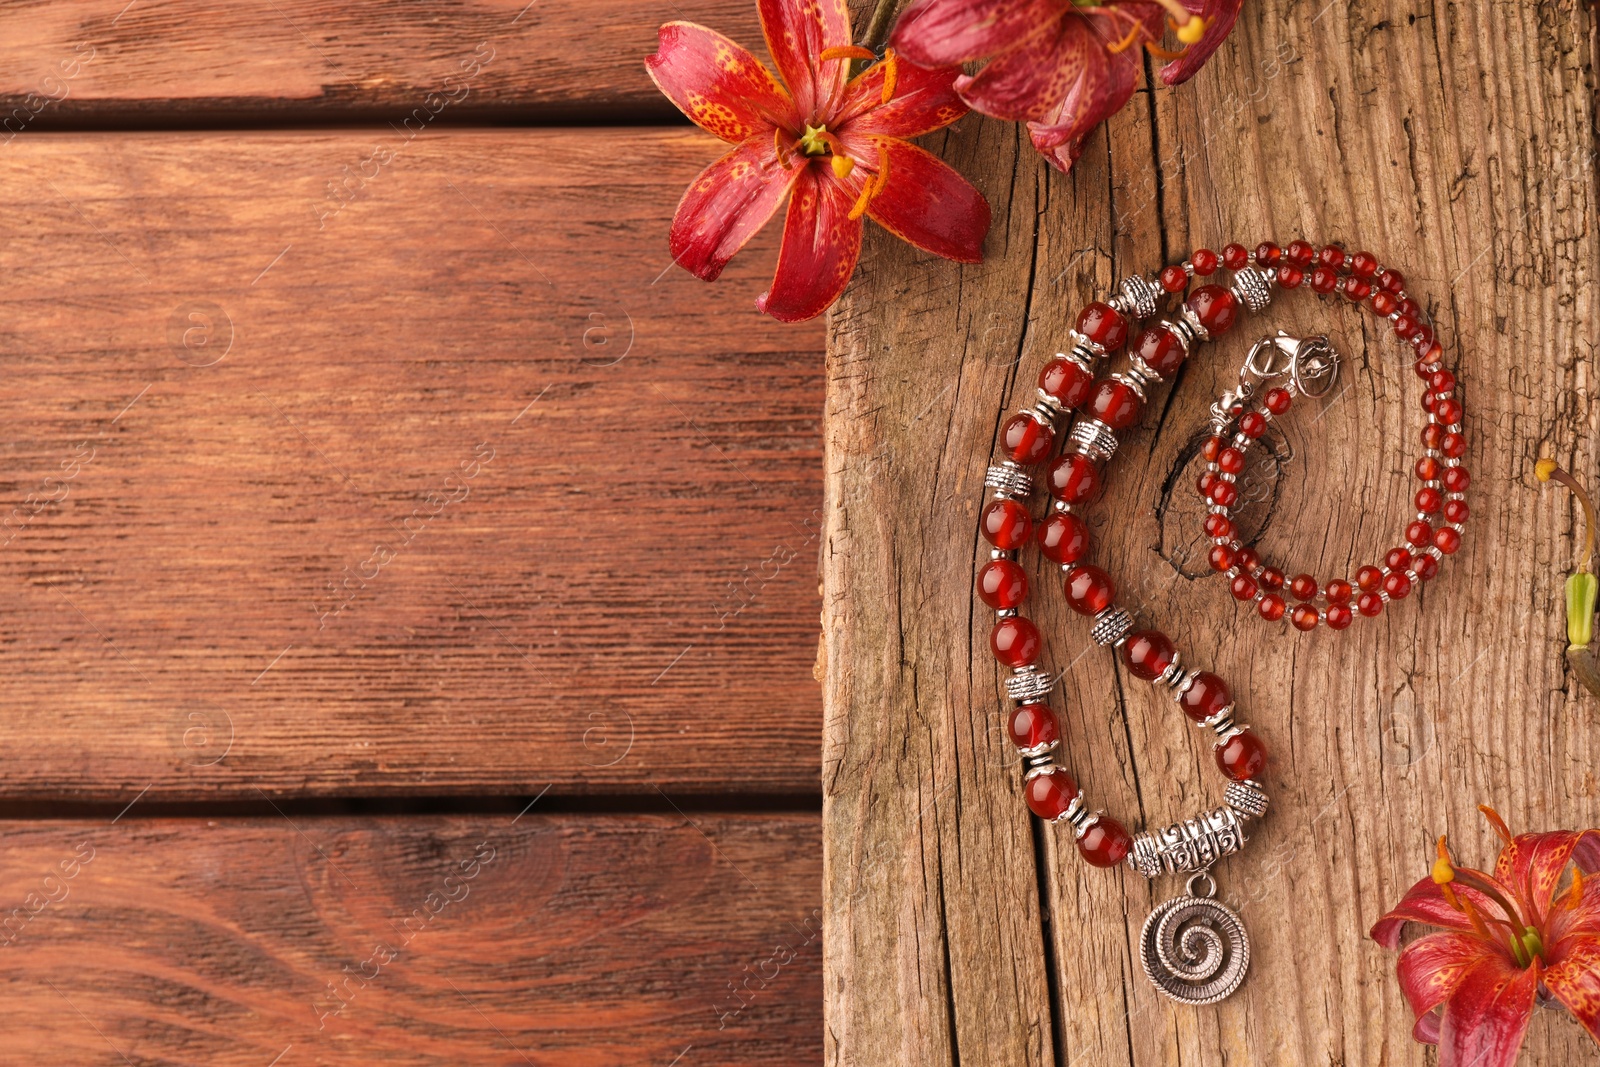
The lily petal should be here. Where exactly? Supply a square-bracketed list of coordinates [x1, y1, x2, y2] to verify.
[1437, 954, 1540, 1067]
[1024, 9, 1160, 171]
[1493, 830, 1600, 926]
[1548, 866, 1600, 942]
[756, 163, 863, 322]
[1396, 931, 1501, 1044]
[1543, 936, 1600, 1044]
[1371, 876, 1494, 949]
[890, 0, 1068, 67]
[952, 13, 1085, 124]
[758, 0, 852, 121]
[1158, 0, 1244, 85]
[834, 58, 969, 138]
[851, 136, 989, 263]
[669, 136, 801, 282]
[647, 22, 797, 143]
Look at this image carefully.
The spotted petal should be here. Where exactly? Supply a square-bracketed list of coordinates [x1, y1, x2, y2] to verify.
[848, 135, 989, 263]
[833, 58, 969, 139]
[647, 22, 797, 143]
[758, 0, 852, 121]
[1395, 931, 1501, 1045]
[889, 0, 1067, 67]
[1159, 0, 1244, 85]
[951, 13, 1085, 124]
[755, 162, 863, 322]
[1371, 876, 1493, 949]
[1024, 12, 1157, 171]
[1493, 830, 1600, 925]
[669, 136, 801, 282]
[1437, 954, 1539, 1067]
[1543, 936, 1600, 1045]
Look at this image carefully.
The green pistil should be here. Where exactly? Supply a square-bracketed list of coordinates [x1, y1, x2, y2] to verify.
[798, 124, 830, 156]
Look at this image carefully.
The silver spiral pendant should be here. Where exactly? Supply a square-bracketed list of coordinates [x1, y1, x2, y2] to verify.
[1139, 873, 1249, 1005]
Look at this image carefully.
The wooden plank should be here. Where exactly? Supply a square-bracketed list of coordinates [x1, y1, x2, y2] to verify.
[0, 813, 820, 1064]
[0, 128, 823, 799]
[823, 0, 1599, 1063]
[0, 0, 763, 125]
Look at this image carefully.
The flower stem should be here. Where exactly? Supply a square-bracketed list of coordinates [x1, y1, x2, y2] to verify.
[858, 0, 902, 51]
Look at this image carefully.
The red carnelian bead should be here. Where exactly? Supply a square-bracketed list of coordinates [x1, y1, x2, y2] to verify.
[1231, 573, 1259, 600]
[1410, 325, 1435, 352]
[977, 559, 1029, 609]
[1317, 244, 1346, 269]
[991, 616, 1042, 667]
[1258, 594, 1285, 621]
[1236, 547, 1261, 572]
[1201, 435, 1224, 462]
[1122, 630, 1176, 680]
[1356, 565, 1384, 592]
[981, 499, 1032, 549]
[1216, 729, 1268, 781]
[1038, 511, 1091, 564]
[1372, 291, 1397, 316]
[1264, 388, 1292, 415]
[1187, 285, 1239, 335]
[1160, 265, 1189, 292]
[1209, 544, 1235, 571]
[1357, 591, 1384, 617]
[1049, 452, 1102, 504]
[1254, 241, 1282, 266]
[1285, 240, 1316, 266]
[1088, 379, 1143, 430]
[1378, 268, 1405, 291]
[1350, 251, 1378, 277]
[1435, 527, 1462, 554]
[1441, 432, 1465, 458]
[1204, 513, 1233, 539]
[1078, 817, 1132, 867]
[1413, 553, 1439, 581]
[1008, 703, 1060, 749]
[1437, 400, 1463, 427]
[1406, 520, 1433, 546]
[1393, 315, 1417, 339]
[1179, 672, 1232, 722]
[1210, 480, 1239, 507]
[1290, 574, 1318, 601]
[1222, 243, 1250, 270]
[1240, 411, 1267, 438]
[1261, 567, 1285, 590]
[1421, 423, 1445, 449]
[1325, 579, 1353, 603]
[1386, 547, 1413, 571]
[1384, 571, 1413, 599]
[1416, 457, 1441, 481]
[1444, 499, 1468, 524]
[1343, 276, 1372, 301]
[1218, 447, 1245, 473]
[1064, 565, 1115, 615]
[1416, 486, 1443, 513]
[1422, 392, 1438, 415]
[1024, 767, 1079, 820]
[1429, 369, 1456, 394]
[1325, 603, 1353, 629]
[1039, 357, 1094, 408]
[1192, 248, 1219, 275]
[1291, 603, 1320, 631]
[1133, 326, 1187, 378]
[1444, 466, 1470, 492]
[1277, 265, 1305, 289]
[1197, 470, 1218, 497]
[1418, 342, 1444, 367]
[1310, 266, 1339, 293]
[1077, 302, 1129, 350]
[1399, 297, 1421, 319]
[1002, 413, 1055, 465]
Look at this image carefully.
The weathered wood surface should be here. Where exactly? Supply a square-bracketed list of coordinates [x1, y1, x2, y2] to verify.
[0, 128, 823, 798]
[0, 0, 763, 125]
[0, 814, 821, 1064]
[823, 1, 1599, 1064]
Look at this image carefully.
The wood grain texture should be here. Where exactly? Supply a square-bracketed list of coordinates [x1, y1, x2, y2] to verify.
[0, 0, 763, 125]
[0, 813, 820, 1064]
[823, 0, 1600, 1063]
[0, 128, 823, 799]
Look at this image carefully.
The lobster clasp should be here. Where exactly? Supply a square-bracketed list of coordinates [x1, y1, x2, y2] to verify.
[1242, 331, 1339, 400]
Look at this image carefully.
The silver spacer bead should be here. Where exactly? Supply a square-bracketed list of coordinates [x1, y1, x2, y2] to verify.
[1090, 606, 1135, 647]
[1213, 722, 1247, 745]
[1006, 666, 1056, 703]
[1225, 780, 1269, 820]
[1017, 738, 1059, 759]
[1057, 795, 1094, 831]
[1023, 754, 1060, 780]
[984, 464, 1035, 498]
[1230, 266, 1273, 313]
[1110, 370, 1149, 402]
[1168, 668, 1200, 700]
[1179, 300, 1211, 342]
[1128, 351, 1162, 384]
[1068, 418, 1119, 463]
[1162, 316, 1197, 354]
[1202, 704, 1236, 734]
[1113, 274, 1160, 321]
[1069, 329, 1107, 359]
[1154, 655, 1186, 687]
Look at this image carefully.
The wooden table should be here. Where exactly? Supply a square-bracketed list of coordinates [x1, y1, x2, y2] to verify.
[0, 2, 826, 1063]
[823, 0, 1600, 1064]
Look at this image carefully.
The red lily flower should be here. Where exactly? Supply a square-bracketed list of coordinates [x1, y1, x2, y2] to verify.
[1371, 806, 1600, 1066]
[890, 0, 1242, 171]
[645, 0, 991, 322]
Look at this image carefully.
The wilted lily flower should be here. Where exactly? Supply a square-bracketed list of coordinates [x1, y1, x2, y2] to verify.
[1371, 806, 1600, 1066]
[1535, 458, 1600, 697]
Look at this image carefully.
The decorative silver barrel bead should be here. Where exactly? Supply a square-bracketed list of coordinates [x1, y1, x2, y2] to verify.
[1127, 804, 1249, 878]
[1112, 274, 1160, 321]
[1068, 418, 1119, 463]
[1005, 665, 1055, 703]
[1090, 606, 1134, 647]
[985, 463, 1034, 498]
[1224, 780, 1269, 820]
[1230, 266, 1273, 313]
